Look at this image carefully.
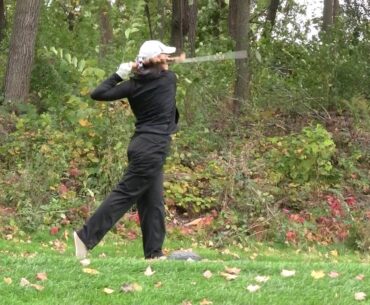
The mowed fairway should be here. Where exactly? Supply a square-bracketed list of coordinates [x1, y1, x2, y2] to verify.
[1, 232, 370, 305]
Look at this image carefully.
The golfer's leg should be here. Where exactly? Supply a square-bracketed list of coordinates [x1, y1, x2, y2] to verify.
[77, 168, 151, 249]
[137, 169, 166, 259]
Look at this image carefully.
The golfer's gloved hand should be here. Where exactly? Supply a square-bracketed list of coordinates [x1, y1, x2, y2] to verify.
[115, 62, 132, 79]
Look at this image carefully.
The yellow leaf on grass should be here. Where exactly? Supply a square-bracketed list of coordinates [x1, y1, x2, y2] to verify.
[4, 277, 12, 285]
[200, 299, 213, 305]
[330, 250, 339, 257]
[80, 259, 91, 267]
[224, 267, 241, 275]
[83, 268, 99, 275]
[246, 284, 261, 293]
[30, 283, 44, 291]
[79, 119, 91, 127]
[144, 266, 155, 276]
[220, 272, 238, 281]
[203, 270, 213, 279]
[120, 282, 142, 293]
[63, 230, 69, 241]
[355, 292, 366, 301]
[19, 278, 44, 291]
[281, 269, 296, 277]
[255, 275, 270, 283]
[20, 278, 30, 287]
[311, 270, 325, 279]
[154, 281, 162, 288]
[356, 274, 365, 281]
[103, 288, 114, 294]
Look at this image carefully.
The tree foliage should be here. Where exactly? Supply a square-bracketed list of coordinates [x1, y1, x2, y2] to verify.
[0, 0, 369, 248]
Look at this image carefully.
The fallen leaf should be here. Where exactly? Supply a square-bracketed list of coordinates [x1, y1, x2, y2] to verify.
[199, 299, 213, 305]
[20, 278, 30, 287]
[144, 266, 155, 276]
[356, 274, 365, 281]
[330, 250, 338, 257]
[328, 271, 340, 278]
[255, 275, 270, 283]
[99, 253, 107, 258]
[63, 230, 69, 241]
[311, 270, 325, 279]
[80, 258, 91, 267]
[19, 277, 44, 291]
[220, 272, 238, 281]
[224, 267, 241, 275]
[221, 248, 240, 259]
[30, 283, 44, 291]
[355, 292, 366, 301]
[182, 301, 192, 305]
[79, 119, 90, 127]
[36, 272, 48, 281]
[82, 268, 99, 275]
[126, 230, 138, 240]
[281, 269, 296, 277]
[203, 270, 213, 279]
[120, 283, 142, 293]
[49, 226, 59, 235]
[4, 277, 12, 285]
[103, 288, 114, 294]
[52, 239, 67, 253]
[154, 281, 162, 288]
[184, 217, 203, 226]
[246, 284, 261, 292]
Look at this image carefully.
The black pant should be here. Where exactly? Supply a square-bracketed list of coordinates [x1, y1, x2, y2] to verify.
[77, 133, 171, 258]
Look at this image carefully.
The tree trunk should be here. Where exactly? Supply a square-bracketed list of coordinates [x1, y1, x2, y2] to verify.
[228, 0, 238, 40]
[323, 0, 334, 31]
[232, 0, 251, 116]
[157, 0, 165, 41]
[333, 0, 340, 23]
[4, 0, 42, 104]
[188, 0, 198, 57]
[264, 0, 280, 36]
[99, 1, 113, 59]
[145, 0, 154, 39]
[0, 0, 5, 43]
[171, 0, 188, 52]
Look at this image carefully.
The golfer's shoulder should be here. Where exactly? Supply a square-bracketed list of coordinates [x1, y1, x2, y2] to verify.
[161, 70, 177, 83]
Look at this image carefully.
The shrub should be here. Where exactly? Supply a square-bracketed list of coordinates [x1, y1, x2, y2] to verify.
[265, 124, 337, 185]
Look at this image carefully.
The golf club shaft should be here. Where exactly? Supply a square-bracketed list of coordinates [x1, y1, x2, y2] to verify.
[177, 50, 247, 64]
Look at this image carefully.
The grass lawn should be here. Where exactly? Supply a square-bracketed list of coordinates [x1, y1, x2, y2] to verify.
[1, 231, 370, 305]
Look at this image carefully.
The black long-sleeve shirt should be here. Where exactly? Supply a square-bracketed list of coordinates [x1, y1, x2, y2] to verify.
[91, 70, 179, 135]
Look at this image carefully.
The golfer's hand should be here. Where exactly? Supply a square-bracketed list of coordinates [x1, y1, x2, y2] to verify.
[115, 62, 133, 79]
[147, 54, 170, 65]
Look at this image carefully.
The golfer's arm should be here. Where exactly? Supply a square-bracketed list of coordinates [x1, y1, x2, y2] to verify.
[90, 73, 131, 101]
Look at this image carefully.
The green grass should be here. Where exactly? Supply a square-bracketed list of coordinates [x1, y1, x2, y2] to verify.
[1, 231, 370, 305]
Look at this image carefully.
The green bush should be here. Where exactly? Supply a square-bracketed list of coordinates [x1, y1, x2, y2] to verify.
[265, 124, 337, 185]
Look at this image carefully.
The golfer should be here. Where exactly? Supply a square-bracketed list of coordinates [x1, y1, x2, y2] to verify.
[74, 40, 179, 259]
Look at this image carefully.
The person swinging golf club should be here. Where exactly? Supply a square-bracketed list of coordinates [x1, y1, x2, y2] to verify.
[74, 40, 179, 260]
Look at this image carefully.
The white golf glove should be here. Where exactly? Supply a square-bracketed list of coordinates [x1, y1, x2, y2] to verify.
[115, 62, 132, 79]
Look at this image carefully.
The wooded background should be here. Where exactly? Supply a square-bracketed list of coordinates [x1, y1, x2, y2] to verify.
[0, 0, 369, 248]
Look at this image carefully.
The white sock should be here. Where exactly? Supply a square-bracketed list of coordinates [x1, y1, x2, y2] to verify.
[73, 231, 88, 259]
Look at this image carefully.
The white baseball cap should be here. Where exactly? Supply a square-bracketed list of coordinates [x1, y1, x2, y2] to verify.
[137, 40, 176, 59]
